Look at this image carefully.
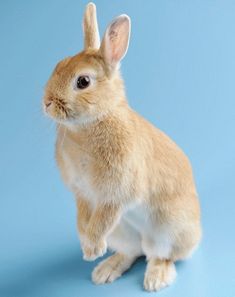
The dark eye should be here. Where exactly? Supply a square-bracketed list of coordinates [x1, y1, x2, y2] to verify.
[76, 75, 90, 89]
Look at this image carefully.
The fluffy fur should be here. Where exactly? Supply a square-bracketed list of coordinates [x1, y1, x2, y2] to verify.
[43, 2, 201, 292]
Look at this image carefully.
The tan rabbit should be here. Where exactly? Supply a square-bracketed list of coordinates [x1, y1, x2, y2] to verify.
[43, 2, 201, 292]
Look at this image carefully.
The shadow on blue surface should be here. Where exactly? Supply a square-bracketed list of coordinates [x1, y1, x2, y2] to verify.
[1, 250, 86, 296]
[0, 248, 88, 297]
[0, 245, 189, 297]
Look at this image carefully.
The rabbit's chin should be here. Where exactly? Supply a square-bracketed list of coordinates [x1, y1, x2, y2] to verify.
[52, 113, 105, 129]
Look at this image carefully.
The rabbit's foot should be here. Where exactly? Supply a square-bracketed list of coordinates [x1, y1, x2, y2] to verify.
[92, 253, 136, 284]
[144, 259, 176, 292]
[82, 238, 107, 261]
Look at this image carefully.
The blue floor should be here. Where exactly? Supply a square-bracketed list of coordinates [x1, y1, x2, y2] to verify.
[0, 1, 235, 296]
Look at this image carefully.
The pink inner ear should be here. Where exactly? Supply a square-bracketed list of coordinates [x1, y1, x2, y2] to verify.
[107, 17, 130, 64]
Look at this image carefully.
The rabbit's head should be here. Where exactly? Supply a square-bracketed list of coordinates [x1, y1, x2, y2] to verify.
[43, 3, 131, 125]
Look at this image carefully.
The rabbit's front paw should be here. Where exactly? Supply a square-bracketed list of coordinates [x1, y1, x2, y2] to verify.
[82, 238, 107, 261]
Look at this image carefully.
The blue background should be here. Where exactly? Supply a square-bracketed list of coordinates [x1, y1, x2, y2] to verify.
[0, 0, 235, 296]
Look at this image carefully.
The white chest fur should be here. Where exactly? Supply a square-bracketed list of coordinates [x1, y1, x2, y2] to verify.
[59, 137, 97, 206]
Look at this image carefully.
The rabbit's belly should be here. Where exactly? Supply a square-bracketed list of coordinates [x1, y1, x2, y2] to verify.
[122, 203, 154, 235]
[111, 203, 173, 259]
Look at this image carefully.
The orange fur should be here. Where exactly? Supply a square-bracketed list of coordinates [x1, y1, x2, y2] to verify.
[76, 196, 92, 235]
[43, 2, 201, 291]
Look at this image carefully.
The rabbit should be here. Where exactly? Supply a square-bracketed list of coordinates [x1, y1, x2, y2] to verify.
[43, 2, 201, 292]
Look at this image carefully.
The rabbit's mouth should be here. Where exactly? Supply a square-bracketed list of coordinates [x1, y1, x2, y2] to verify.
[43, 96, 73, 121]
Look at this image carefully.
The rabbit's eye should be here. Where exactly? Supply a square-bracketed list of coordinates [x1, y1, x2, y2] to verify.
[76, 75, 90, 89]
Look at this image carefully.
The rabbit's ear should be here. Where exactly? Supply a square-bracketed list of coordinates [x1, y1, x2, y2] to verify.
[83, 2, 100, 49]
[100, 15, 131, 70]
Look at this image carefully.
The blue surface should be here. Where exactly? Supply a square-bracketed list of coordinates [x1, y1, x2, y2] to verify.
[0, 1, 235, 296]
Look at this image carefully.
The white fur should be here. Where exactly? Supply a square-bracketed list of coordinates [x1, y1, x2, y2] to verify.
[107, 202, 173, 259]
[61, 147, 97, 208]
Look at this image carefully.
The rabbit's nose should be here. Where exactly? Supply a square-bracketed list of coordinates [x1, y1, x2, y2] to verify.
[45, 101, 52, 108]
[44, 97, 53, 109]
[43, 99, 53, 114]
